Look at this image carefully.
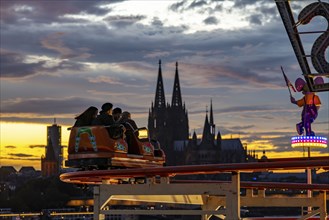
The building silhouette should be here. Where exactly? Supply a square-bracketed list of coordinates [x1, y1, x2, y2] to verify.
[148, 60, 255, 166]
[148, 60, 189, 165]
[41, 119, 63, 176]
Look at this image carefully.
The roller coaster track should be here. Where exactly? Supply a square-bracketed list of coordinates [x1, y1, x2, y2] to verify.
[60, 157, 329, 220]
[60, 157, 329, 184]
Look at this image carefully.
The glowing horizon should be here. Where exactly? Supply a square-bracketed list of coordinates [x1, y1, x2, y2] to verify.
[1, 121, 327, 171]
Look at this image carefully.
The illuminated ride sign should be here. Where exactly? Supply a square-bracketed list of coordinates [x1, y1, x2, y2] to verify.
[291, 136, 328, 148]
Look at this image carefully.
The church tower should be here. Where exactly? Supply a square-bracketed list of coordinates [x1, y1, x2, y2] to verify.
[200, 100, 216, 144]
[148, 60, 189, 165]
[148, 60, 170, 162]
[185, 100, 220, 165]
[169, 62, 189, 141]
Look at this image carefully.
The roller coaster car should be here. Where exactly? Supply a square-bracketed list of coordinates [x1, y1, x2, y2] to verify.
[65, 124, 166, 170]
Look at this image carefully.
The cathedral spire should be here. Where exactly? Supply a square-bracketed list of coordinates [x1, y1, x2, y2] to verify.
[171, 61, 182, 107]
[154, 60, 166, 108]
[209, 99, 215, 135]
[209, 99, 214, 125]
[202, 108, 211, 142]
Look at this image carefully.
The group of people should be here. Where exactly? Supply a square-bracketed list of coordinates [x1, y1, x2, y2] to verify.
[73, 102, 138, 132]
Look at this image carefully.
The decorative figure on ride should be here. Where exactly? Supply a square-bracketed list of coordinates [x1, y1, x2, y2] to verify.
[75, 127, 97, 152]
[290, 77, 321, 136]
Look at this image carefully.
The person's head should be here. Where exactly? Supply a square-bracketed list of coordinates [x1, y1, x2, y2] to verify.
[112, 107, 122, 120]
[87, 106, 98, 118]
[76, 106, 98, 120]
[121, 111, 131, 120]
[101, 103, 113, 115]
[295, 78, 306, 92]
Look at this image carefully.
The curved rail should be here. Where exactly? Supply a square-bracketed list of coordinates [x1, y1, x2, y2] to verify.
[258, 155, 329, 162]
[60, 158, 329, 184]
[172, 180, 329, 191]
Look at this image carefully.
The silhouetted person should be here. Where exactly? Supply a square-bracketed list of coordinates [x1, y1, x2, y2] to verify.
[112, 107, 122, 122]
[119, 111, 139, 153]
[73, 106, 98, 127]
[120, 111, 138, 131]
[92, 103, 115, 126]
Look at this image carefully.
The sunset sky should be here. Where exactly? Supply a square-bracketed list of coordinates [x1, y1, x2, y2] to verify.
[1, 0, 328, 170]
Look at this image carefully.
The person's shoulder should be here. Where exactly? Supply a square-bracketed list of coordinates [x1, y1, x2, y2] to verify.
[91, 117, 102, 125]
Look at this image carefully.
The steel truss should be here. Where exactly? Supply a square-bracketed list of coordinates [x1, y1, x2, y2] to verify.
[275, 0, 329, 92]
[61, 158, 329, 220]
[93, 173, 328, 220]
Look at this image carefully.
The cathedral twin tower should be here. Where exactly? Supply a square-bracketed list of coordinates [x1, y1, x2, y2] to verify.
[147, 60, 249, 166]
[148, 60, 189, 165]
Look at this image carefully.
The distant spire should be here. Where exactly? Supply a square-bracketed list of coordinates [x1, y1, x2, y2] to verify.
[154, 60, 166, 108]
[217, 131, 221, 141]
[217, 131, 222, 150]
[192, 130, 197, 140]
[209, 99, 215, 135]
[202, 108, 211, 142]
[210, 99, 214, 125]
[192, 130, 197, 145]
[54, 118, 56, 125]
[171, 61, 182, 107]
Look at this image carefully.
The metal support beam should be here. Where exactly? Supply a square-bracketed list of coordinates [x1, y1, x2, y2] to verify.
[79, 159, 329, 219]
[320, 191, 327, 220]
[275, 0, 311, 77]
[226, 171, 241, 220]
[93, 186, 105, 220]
[92, 181, 328, 219]
[275, 0, 329, 92]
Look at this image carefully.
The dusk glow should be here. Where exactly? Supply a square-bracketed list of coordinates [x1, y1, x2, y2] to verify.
[1, 0, 328, 170]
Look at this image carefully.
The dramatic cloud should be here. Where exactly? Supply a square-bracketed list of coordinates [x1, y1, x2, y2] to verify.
[8, 153, 34, 158]
[0, 49, 46, 78]
[40, 32, 92, 59]
[29, 145, 46, 149]
[0, 0, 113, 25]
[0, 49, 87, 78]
[4, 145, 17, 149]
[1, 0, 328, 161]
[2, 156, 41, 161]
[104, 15, 146, 28]
[204, 16, 218, 25]
[1, 97, 101, 115]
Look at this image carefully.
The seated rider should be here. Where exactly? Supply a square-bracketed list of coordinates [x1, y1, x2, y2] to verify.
[290, 78, 321, 136]
[73, 106, 98, 127]
[92, 103, 124, 139]
[92, 103, 115, 126]
[119, 111, 139, 149]
[120, 111, 138, 132]
[112, 107, 122, 123]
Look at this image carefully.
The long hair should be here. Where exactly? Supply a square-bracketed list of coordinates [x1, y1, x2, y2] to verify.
[75, 106, 98, 122]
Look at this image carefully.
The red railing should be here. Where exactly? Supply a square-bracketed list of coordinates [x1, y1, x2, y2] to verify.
[60, 157, 329, 185]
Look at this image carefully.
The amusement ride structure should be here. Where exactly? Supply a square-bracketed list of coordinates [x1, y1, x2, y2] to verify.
[60, 0, 329, 219]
